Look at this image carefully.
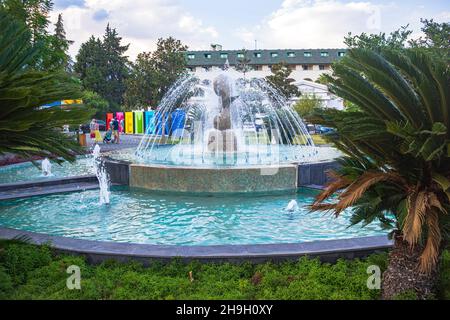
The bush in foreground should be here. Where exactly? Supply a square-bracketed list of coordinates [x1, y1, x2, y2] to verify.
[0, 241, 448, 300]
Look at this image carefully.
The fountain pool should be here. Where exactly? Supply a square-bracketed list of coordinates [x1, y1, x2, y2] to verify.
[0, 187, 387, 246]
[0, 156, 96, 184]
[0, 71, 388, 257]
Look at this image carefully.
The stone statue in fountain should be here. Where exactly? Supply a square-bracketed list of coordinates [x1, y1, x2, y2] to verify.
[207, 74, 238, 154]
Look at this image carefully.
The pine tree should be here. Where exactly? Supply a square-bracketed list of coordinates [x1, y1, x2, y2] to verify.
[46, 13, 73, 71]
[74, 25, 130, 109]
[74, 36, 107, 96]
[102, 24, 130, 108]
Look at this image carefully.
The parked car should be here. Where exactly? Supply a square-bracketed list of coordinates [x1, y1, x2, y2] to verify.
[306, 124, 316, 134]
[316, 125, 335, 134]
[96, 120, 107, 131]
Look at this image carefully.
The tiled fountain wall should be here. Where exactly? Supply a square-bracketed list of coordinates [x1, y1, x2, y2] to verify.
[129, 164, 299, 194]
[104, 158, 340, 193]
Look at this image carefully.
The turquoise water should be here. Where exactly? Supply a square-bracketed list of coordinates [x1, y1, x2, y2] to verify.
[0, 156, 96, 184]
[0, 188, 387, 246]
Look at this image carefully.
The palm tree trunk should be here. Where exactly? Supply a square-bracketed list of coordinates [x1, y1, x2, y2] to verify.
[382, 234, 438, 300]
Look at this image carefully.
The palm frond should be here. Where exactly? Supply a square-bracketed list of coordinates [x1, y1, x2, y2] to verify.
[0, 10, 93, 161]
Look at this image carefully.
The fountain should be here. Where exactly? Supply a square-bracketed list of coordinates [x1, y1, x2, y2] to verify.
[135, 70, 328, 167]
[110, 69, 340, 194]
[92, 144, 110, 205]
[286, 200, 299, 212]
[41, 158, 52, 177]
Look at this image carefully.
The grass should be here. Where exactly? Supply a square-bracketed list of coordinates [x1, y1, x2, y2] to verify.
[310, 134, 329, 146]
[0, 241, 448, 300]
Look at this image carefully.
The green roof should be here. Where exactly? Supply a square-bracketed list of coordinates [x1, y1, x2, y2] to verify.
[185, 49, 346, 67]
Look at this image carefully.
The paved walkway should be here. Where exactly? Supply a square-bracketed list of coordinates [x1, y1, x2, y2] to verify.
[86, 133, 143, 153]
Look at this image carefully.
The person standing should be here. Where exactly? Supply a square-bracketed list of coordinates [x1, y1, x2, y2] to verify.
[89, 119, 96, 139]
[94, 120, 102, 143]
[112, 117, 120, 144]
[120, 118, 124, 133]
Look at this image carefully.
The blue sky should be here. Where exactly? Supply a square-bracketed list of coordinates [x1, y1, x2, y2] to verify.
[51, 0, 449, 59]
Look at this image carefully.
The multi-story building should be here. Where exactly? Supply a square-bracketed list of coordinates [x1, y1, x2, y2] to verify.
[185, 47, 346, 109]
[185, 48, 346, 82]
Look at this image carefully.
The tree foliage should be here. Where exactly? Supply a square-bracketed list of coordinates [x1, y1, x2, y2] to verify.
[47, 13, 73, 72]
[345, 20, 449, 62]
[0, 0, 72, 71]
[265, 62, 300, 99]
[344, 25, 412, 51]
[74, 25, 130, 109]
[293, 95, 323, 118]
[124, 37, 187, 110]
[309, 48, 450, 275]
[0, 10, 92, 162]
[235, 49, 252, 76]
[82, 91, 109, 119]
[410, 19, 450, 63]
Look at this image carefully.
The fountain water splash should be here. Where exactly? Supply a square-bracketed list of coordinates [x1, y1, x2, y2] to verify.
[92, 144, 110, 205]
[41, 158, 52, 177]
[286, 200, 299, 212]
[135, 70, 339, 167]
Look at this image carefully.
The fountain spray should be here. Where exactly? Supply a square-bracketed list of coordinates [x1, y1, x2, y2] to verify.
[41, 158, 52, 177]
[92, 144, 110, 205]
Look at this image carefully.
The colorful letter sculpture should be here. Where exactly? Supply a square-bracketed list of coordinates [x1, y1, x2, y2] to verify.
[134, 111, 144, 134]
[125, 112, 134, 134]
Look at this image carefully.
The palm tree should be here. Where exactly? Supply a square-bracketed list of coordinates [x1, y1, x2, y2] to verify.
[0, 10, 92, 162]
[309, 48, 450, 299]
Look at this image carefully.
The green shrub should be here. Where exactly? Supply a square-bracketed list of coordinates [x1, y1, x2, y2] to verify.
[0, 243, 52, 286]
[0, 266, 13, 299]
[0, 241, 448, 300]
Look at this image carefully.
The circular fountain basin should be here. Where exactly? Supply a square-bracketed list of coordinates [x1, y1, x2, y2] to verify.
[0, 188, 387, 246]
[107, 146, 342, 194]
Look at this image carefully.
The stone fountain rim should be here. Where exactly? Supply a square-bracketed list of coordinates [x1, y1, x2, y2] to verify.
[0, 226, 392, 264]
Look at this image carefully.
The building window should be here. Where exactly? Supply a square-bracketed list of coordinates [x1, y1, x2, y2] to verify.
[204, 53, 212, 59]
[271, 52, 279, 58]
[287, 52, 296, 58]
[319, 65, 326, 70]
[254, 65, 263, 71]
[237, 53, 245, 58]
[338, 51, 346, 57]
[304, 52, 312, 57]
[254, 52, 261, 58]
[220, 53, 228, 59]
[187, 54, 195, 60]
[302, 65, 309, 71]
[320, 52, 329, 57]
[203, 66, 211, 72]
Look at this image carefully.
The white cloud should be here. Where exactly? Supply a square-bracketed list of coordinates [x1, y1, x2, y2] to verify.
[234, 0, 447, 50]
[50, 0, 219, 60]
[50, 0, 449, 58]
[237, 0, 388, 49]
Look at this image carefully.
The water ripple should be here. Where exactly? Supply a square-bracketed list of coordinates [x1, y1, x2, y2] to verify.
[0, 189, 388, 245]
